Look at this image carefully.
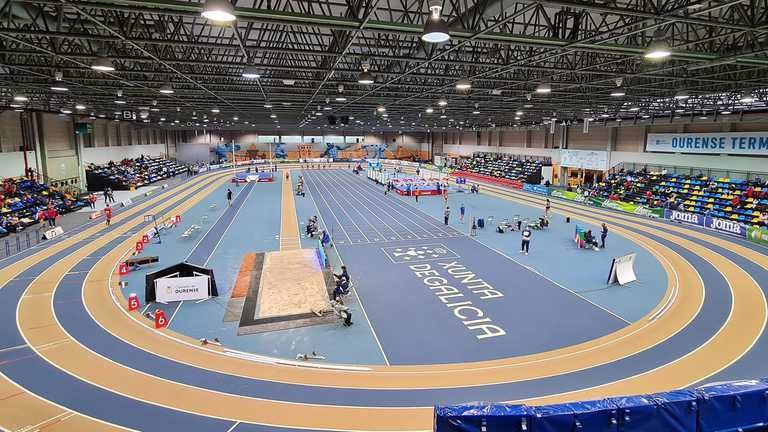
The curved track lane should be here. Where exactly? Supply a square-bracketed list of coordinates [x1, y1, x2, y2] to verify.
[1, 169, 766, 431]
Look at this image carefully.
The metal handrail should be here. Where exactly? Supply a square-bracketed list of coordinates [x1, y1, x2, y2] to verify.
[609, 162, 768, 181]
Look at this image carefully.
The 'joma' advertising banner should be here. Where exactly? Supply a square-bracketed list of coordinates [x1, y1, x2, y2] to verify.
[647, 132, 768, 156]
[665, 209, 747, 237]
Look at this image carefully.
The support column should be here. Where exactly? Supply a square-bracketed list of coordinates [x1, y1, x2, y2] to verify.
[559, 123, 568, 149]
[73, 119, 86, 189]
[606, 126, 617, 151]
[33, 112, 48, 179]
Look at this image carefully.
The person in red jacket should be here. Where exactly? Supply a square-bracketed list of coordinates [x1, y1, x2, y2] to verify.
[731, 196, 740, 208]
[104, 204, 112, 226]
[46, 206, 58, 227]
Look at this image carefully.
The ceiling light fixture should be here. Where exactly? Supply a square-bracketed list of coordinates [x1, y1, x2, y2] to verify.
[242, 65, 261, 79]
[739, 91, 755, 103]
[455, 79, 472, 90]
[75, 104, 86, 110]
[421, 0, 450, 43]
[426, 107, 434, 113]
[377, 106, 386, 112]
[437, 98, 448, 106]
[201, 0, 236, 21]
[91, 55, 116, 72]
[50, 84, 68, 91]
[645, 28, 672, 59]
[610, 86, 626, 97]
[158, 83, 174, 94]
[674, 90, 690, 99]
[358, 62, 375, 84]
[211, 107, 220, 113]
[535, 82, 552, 94]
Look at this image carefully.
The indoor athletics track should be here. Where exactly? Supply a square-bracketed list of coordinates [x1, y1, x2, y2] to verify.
[0, 166, 766, 431]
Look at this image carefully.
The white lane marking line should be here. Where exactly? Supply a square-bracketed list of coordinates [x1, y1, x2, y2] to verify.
[323, 171, 422, 240]
[225, 421, 241, 432]
[305, 171, 375, 243]
[302, 171, 354, 243]
[167, 301, 184, 327]
[314, 170, 408, 242]
[0, 344, 27, 354]
[16, 410, 74, 432]
[304, 171, 391, 366]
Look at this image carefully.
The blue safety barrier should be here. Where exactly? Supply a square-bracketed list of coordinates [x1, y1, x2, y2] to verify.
[434, 403, 532, 432]
[697, 380, 768, 432]
[435, 380, 768, 432]
[532, 399, 617, 432]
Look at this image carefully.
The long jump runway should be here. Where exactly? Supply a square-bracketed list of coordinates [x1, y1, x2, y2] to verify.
[304, 169, 627, 364]
[0, 166, 766, 432]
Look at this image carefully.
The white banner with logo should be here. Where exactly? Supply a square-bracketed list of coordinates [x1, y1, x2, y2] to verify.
[560, 149, 609, 171]
[155, 275, 210, 302]
[647, 132, 768, 155]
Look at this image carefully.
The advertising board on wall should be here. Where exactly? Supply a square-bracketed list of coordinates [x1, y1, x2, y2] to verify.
[550, 189, 587, 202]
[664, 209, 747, 237]
[646, 132, 768, 156]
[560, 149, 609, 171]
[523, 183, 550, 195]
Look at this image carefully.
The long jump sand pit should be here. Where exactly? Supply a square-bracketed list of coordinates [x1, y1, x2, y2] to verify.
[237, 249, 336, 334]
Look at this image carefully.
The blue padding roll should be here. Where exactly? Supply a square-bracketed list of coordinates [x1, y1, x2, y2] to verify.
[531, 399, 618, 432]
[649, 390, 698, 432]
[434, 403, 532, 432]
[613, 391, 697, 432]
[696, 380, 768, 431]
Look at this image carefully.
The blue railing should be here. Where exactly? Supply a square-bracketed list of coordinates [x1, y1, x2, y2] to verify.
[435, 379, 768, 432]
[0, 227, 44, 259]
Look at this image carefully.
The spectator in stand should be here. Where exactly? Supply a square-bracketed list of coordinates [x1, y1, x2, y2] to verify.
[759, 211, 768, 227]
[731, 195, 740, 208]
